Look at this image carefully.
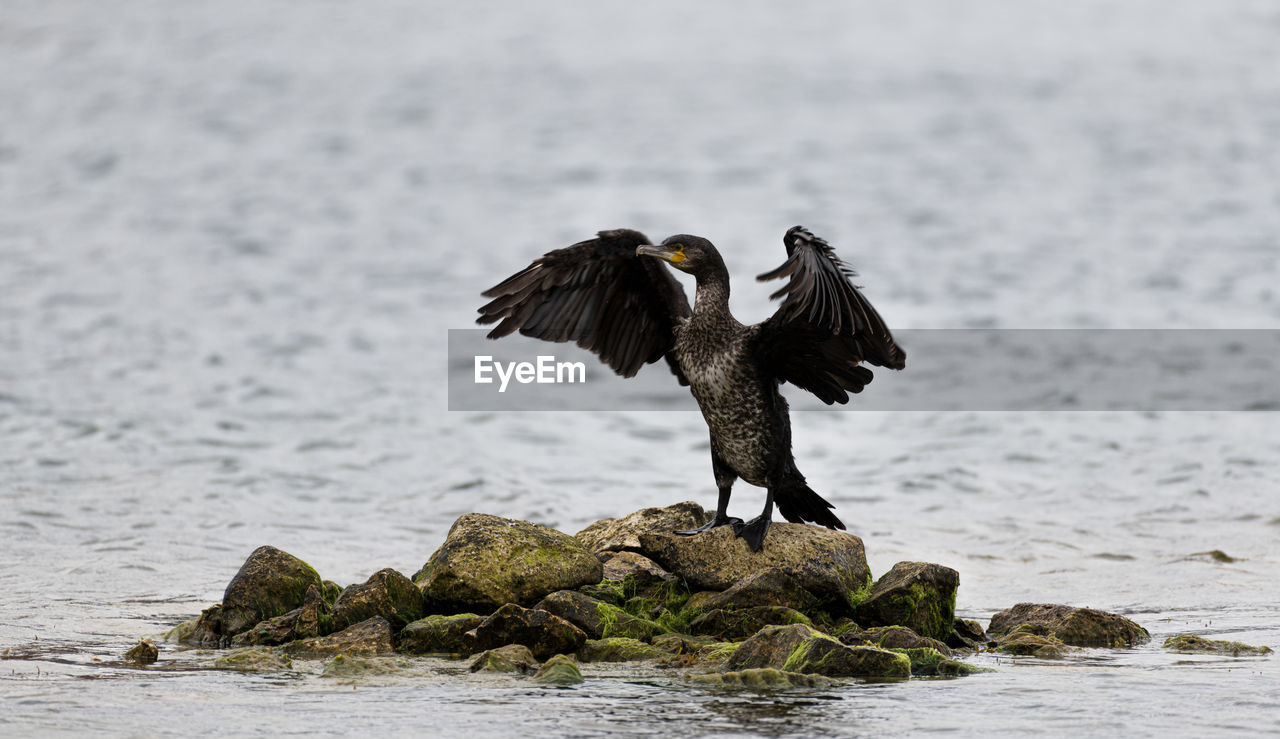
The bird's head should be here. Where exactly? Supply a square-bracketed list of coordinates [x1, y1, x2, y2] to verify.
[636, 234, 724, 277]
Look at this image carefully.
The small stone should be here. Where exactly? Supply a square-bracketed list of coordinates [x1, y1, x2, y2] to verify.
[531, 654, 584, 685]
[414, 514, 602, 613]
[470, 644, 538, 673]
[397, 614, 484, 655]
[575, 502, 709, 553]
[220, 546, 323, 637]
[469, 604, 588, 660]
[1163, 634, 1272, 656]
[123, 638, 158, 664]
[987, 603, 1149, 648]
[853, 562, 959, 641]
[284, 616, 395, 658]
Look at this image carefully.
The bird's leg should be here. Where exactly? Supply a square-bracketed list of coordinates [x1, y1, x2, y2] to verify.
[676, 486, 742, 535]
[734, 489, 774, 552]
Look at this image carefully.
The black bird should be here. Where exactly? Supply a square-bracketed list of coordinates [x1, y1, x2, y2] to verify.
[477, 226, 905, 551]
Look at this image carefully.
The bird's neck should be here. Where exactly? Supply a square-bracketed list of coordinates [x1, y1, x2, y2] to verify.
[692, 272, 732, 321]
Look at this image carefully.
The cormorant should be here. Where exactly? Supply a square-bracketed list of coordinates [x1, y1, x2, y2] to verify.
[477, 226, 905, 551]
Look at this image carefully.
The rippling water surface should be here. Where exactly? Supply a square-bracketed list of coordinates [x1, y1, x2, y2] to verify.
[2, 1, 1279, 735]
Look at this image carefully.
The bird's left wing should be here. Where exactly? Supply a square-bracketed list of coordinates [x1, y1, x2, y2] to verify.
[752, 226, 905, 404]
[477, 229, 692, 381]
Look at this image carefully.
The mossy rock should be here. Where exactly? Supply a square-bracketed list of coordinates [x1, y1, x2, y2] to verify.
[988, 603, 1149, 648]
[331, 568, 423, 631]
[690, 606, 812, 640]
[993, 628, 1068, 659]
[726, 623, 910, 678]
[839, 625, 953, 655]
[321, 655, 414, 678]
[1163, 634, 1273, 656]
[853, 562, 958, 641]
[893, 647, 992, 676]
[600, 551, 673, 581]
[470, 603, 588, 660]
[397, 614, 484, 655]
[470, 644, 538, 674]
[283, 616, 395, 658]
[689, 668, 837, 689]
[536, 590, 663, 641]
[220, 546, 323, 637]
[532, 654, 584, 685]
[638, 525, 870, 612]
[575, 502, 708, 553]
[695, 569, 821, 614]
[577, 637, 666, 662]
[211, 647, 293, 672]
[415, 514, 602, 613]
[231, 583, 333, 647]
[123, 638, 158, 665]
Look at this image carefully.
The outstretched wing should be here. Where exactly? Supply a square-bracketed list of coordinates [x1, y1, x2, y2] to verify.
[753, 226, 905, 404]
[477, 229, 692, 381]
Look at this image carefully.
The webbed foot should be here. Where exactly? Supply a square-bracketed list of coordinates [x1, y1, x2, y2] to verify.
[675, 515, 744, 536]
[733, 515, 772, 552]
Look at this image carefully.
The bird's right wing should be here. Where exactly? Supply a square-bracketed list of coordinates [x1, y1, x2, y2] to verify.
[477, 229, 692, 381]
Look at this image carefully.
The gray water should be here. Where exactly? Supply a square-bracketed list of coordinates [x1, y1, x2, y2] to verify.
[2, 1, 1279, 735]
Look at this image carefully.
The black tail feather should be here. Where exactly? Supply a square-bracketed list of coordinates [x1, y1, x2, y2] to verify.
[775, 478, 846, 531]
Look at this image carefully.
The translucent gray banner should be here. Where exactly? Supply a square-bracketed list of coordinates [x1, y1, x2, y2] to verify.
[448, 329, 1280, 411]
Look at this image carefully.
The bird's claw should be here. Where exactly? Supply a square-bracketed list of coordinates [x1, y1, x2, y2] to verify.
[735, 516, 771, 552]
[675, 516, 743, 536]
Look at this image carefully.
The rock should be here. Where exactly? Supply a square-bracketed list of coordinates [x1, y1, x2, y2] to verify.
[284, 616, 395, 658]
[651, 633, 717, 656]
[531, 654, 584, 685]
[689, 668, 837, 689]
[839, 625, 953, 656]
[726, 623, 910, 678]
[396, 614, 484, 655]
[469, 604, 588, 660]
[600, 551, 673, 581]
[690, 606, 812, 640]
[331, 568, 423, 631]
[469, 644, 538, 673]
[895, 647, 991, 676]
[694, 641, 740, 668]
[853, 562, 958, 641]
[1163, 634, 1273, 656]
[575, 502, 709, 553]
[163, 618, 199, 645]
[695, 569, 820, 613]
[123, 638, 158, 664]
[414, 514, 602, 613]
[212, 647, 293, 671]
[321, 580, 344, 604]
[220, 546, 323, 637]
[321, 654, 414, 678]
[535, 590, 662, 641]
[231, 584, 333, 647]
[987, 603, 1149, 648]
[170, 605, 224, 648]
[947, 618, 989, 650]
[577, 637, 667, 662]
[638, 525, 870, 612]
[992, 629, 1068, 659]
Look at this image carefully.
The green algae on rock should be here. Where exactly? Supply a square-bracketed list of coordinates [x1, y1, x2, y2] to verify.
[230, 583, 333, 648]
[839, 625, 953, 655]
[469, 644, 538, 673]
[535, 590, 663, 642]
[637, 524, 870, 611]
[321, 654, 414, 679]
[988, 603, 1149, 648]
[726, 623, 910, 678]
[690, 606, 812, 640]
[992, 628, 1069, 659]
[531, 654, 584, 685]
[893, 647, 991, 676]
[331, 568, 423, 631]
[220, 546, 323, 637]
[211, 647, 293, 671]
[414, 513, 602, 614]
[396, 614, 483, 655]
[1163, 634, 1273, 656]
[123, 638, 158, 665]
[469, 603, 588, 660]
[689, 668, 837, 689]
[853, 562, 958, 641]
[283, 616, 395, 658]
[577, 637, 667, 663]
